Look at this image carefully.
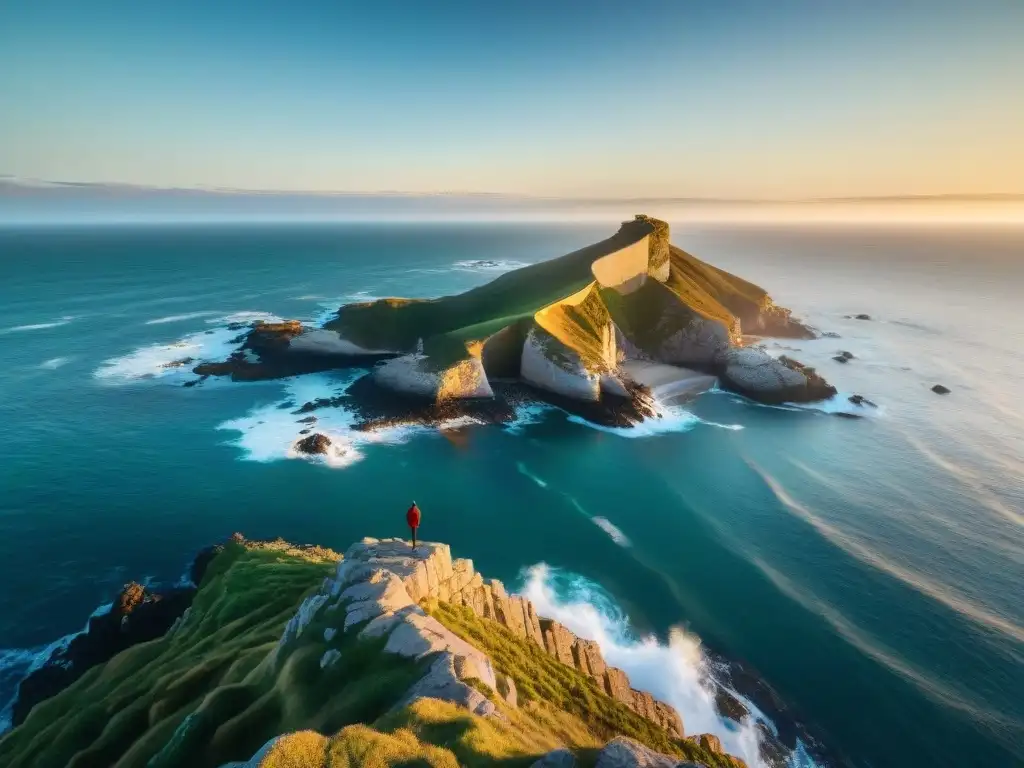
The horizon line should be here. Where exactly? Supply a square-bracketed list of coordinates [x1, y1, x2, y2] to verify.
[2, 176, 1022, 205]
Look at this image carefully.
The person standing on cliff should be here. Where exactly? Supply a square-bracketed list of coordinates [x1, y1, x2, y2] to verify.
[406, 501, 421, 549]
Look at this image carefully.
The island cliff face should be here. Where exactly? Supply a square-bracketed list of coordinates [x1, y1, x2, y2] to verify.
[188, 216, 834, 425]
[0, 537, 756, 768]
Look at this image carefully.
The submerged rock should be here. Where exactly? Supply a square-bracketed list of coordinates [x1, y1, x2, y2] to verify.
[848, 394, 877, 408]
[847, 314, 872, 320]
[931, 384, 951, 395]
[833, 350, 855, 363]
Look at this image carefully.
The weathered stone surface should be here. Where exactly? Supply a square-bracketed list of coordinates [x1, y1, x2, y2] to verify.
[399, 652, 496, 718]
[717, 348, 835, 404]
[531, 747, 578, 768]
[384, 613, 497, 691]
[654, 701, 684, 739]
[577, 638, 606, 679]
[524, 600, 544, 647]
[540, 619, 576, 666]
[496, 672, 518, 707]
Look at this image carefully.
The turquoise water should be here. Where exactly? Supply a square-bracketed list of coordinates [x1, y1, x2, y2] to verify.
[0, 222, 1021, 766]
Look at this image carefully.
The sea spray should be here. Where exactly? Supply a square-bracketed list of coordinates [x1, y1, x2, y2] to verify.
[520, 563, 772, 768]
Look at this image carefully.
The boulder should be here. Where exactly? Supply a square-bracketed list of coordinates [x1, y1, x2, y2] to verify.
[717, 348, 836, 404]
[931, 384, 951, 395]
[372, 352, 494, 400]
[294, 433, 332, 455]
[847, 314, 871, 320]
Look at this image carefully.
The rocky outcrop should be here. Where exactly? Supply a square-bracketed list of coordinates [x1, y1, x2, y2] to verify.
[309, 539, 684, 739]
[521, 327, 603, 401]
[716, 349, 836, 405]
[11, 580, 195, 726]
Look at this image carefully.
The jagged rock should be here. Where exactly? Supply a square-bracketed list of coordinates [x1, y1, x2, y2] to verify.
[594, 736, 702, 768]
[604, 667, 632, 702]
[532, 748, 578, 767]
[12, 579, 196, 725]
[931, 384, 951, 395]
[714, 685, 750, 722]
[832, 355, 848, 364]
[540, 619, 576, 666]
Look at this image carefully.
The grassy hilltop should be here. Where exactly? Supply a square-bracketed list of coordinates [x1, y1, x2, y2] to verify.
[324, 216, 804, 379]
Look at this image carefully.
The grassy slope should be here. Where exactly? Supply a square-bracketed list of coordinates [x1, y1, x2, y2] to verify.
[324, 224, 653, 358]
[1, 543, 743, 768]
[0, 542, 423, 768]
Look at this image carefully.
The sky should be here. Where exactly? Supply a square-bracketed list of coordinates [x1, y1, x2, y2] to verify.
[1, 0, 1022, 199]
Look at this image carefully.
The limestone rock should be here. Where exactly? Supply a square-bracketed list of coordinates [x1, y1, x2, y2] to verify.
[398, 651, 496, 717]
[717, 348, 835, 404]
[372, 352, 494, 400]
[521, 327, 602, 401]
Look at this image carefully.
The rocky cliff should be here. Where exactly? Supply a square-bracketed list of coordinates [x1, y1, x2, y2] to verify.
[186, 216, 835, 426]
[0, 537, 748, 768]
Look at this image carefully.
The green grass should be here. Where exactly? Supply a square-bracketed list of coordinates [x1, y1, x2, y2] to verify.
[426, 601, 743, 768]
[324, 224, 654, 356]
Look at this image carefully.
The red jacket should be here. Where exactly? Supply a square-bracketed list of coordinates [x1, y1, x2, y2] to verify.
[406, 504, 421, 529]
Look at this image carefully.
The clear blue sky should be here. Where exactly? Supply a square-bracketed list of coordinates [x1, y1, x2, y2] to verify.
[1, 0, 1021, 198]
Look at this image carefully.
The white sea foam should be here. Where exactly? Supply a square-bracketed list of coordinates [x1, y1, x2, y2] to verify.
[567, 401, 743, 437]
[216, 372, 483, 469]
[520, 565, 777, 768]
[40, 357, 70, 370]
[591, 517, 631, 547]
[94, 327, 241, 384]
[206, 311, 283, 325]
[1, 317, 74, 334]
[452, 259, 530, 273]
[787, 394, 885, 419]
[145, 311, 222, 325]
[502, 402, 556, 434]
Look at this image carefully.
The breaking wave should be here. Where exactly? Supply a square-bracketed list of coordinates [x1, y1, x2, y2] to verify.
[94, 312, 282, 384]
[216, 373, 483, 469]
[145, 311, 222, 325]
[519, 564, 791, 768]
[452, 259, 530, 272]
[1, 317, 74, 334]
[40, 357, 70, 370]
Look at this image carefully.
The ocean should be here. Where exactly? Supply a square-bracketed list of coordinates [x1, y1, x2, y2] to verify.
[0, 221, 1021, 767]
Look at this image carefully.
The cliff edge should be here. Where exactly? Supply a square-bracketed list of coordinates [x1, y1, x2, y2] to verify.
[0, 537, 749, 768]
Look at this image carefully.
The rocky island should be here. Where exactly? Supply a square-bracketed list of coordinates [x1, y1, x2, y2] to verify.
[185, 216, 836, 433]
[0, 535, 826, 768]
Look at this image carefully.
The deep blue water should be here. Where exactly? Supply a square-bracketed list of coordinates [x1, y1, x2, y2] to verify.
[0, 222, 1021, 767]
